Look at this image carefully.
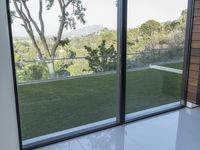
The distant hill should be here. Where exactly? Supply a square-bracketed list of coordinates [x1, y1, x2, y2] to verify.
[63, 25, 104, 38]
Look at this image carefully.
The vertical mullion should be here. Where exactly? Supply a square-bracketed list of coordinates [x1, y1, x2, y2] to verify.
[117, 0, 128, 124]
[181, 0, 195, 103]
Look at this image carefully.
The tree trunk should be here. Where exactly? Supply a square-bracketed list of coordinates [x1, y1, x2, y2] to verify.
[46, 60, 56, 78]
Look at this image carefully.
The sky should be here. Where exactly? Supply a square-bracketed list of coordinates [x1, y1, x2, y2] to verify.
[10, 0, 188, 37]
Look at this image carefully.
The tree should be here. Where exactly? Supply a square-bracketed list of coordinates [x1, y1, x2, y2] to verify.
[164, 21, 180, 33]
[24, 63, 48, 80]
[11, 0, 86, 78]
[84, 40, 117, 73]
[140, 20, 161, 36]
[180, 9, 187, 23]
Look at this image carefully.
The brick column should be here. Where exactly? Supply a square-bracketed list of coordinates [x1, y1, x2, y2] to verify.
[187, 0, 200, 105]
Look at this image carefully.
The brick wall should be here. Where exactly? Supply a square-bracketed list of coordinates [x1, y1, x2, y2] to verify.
[187, 0, 200, 104]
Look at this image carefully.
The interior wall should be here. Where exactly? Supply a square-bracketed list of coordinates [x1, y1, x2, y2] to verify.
[0, 1, 21, 150]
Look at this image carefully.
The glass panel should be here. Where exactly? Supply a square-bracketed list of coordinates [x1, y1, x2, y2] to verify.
[10, 0, 117, 140]
[126, 0, 188, 115]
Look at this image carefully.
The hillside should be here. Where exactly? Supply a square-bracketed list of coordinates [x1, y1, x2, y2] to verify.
[63, 25, 104, 38]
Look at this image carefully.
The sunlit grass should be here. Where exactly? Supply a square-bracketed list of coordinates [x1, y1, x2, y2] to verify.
[18, 63, 181, 140]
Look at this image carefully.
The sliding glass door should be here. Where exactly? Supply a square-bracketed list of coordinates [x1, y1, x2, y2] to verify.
[10, 0, 117, 141]
[126, 0, 188, 116]
[7, 0, 191, 148]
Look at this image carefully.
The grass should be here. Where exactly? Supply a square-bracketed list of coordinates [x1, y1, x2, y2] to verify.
[18, 63, 182, 140]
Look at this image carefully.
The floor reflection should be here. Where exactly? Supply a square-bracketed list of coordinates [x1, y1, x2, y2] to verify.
[37, 108, 200, 150]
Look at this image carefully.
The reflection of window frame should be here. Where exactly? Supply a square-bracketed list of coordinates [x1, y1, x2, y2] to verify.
[5, 0, 194, 149]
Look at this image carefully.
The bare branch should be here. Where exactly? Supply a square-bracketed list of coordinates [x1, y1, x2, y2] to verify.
[64, 0, 73, 8]
[51, 0, 66, 57]
[12, 12, 21, 19]
[21, 0, 51, 57]
[13, 0, 43, 60]
[21, 0, 41, 34]
[39, 0, 44, 34]
[13, 0, 85, 60]
[38, 0, 51, 57]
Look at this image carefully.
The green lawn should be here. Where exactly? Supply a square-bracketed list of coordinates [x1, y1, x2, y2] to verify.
[18, 63, 182, 140]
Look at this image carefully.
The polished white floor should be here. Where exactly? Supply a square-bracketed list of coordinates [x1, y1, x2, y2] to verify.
[36, 107, 200, 150]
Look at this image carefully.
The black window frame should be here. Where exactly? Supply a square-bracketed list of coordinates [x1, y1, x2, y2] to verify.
[6, 0, 195, 149]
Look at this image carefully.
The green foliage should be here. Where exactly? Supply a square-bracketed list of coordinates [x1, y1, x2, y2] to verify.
[67, 61, 90, 76]
[55, 40, 76, 77]
[17, 63, 48, 81]
[14, 40, 36, 62]
[59, 38, 70, 47]
[11, 0, 87, 78]
[84, 40, 117, 72]
[14, 9, 187, 81]
[61, 0, 86, 30]
[69, 29, 117, 51]
[163, 21, 181, 33]
[54, 60, 72, 76]
[140, 20, 161, 36]
[45, 0, 55, 9]
[180, 9, 187, 23]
